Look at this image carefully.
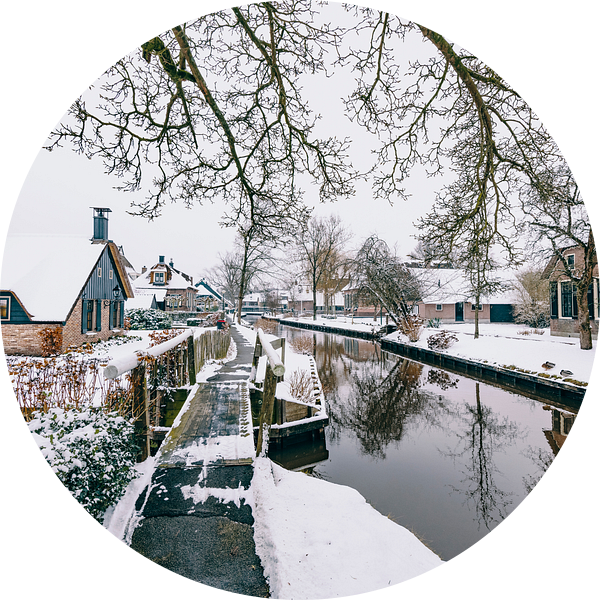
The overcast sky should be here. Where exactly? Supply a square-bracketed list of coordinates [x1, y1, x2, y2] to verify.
[7, 2, 443, 283]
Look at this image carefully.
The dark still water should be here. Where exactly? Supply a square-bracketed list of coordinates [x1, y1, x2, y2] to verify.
[272, 324, 577, 561]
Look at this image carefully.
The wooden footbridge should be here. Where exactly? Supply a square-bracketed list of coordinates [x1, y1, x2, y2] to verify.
[104, 320, 323, 594]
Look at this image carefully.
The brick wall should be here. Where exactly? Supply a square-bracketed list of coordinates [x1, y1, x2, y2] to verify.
[62, 299, 123, 350]
[1, 323, 61, 356]
[550, 317, 598, 339]
[1, 300, 124, 356]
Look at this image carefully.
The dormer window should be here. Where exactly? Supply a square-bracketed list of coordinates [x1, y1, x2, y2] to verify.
[154, 272, 165, 284]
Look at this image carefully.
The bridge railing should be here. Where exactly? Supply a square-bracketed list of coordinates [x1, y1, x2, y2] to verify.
[252, 328, 286, 456]
[104, 327, 230, 459]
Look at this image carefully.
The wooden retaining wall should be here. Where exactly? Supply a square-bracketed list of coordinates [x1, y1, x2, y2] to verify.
[272, 317, 585, 409]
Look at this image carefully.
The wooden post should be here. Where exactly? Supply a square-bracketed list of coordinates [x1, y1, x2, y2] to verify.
[256, 364, 277, 456]
[187, 335, 196, 385]
[251, 335, 263, 384]
[132, 362, 150, 461]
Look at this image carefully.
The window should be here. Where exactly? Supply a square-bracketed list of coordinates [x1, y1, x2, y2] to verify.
[109, 269, 113, 279]
[154, 272, 165, 284]
[86, 300, 94, 331]
[471, 303, 483, 311]
[435, 304, 443, 311]
[567, 254, 575, 267]
[550, 282, 558, 318]
[0, 297, 9, 320]
[82, 298, 102, 333]
[97, 267, 102, 277]
[560, 281, 573, 318]
[111, 301, 119, 329]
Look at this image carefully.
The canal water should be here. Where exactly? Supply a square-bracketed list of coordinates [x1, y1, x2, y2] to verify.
[270, 323, 577, 561]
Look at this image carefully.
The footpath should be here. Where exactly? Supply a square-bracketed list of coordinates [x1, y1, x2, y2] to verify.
[129, 325, 269, 596]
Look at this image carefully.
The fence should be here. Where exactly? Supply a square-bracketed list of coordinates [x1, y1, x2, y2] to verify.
[104, 327, 231, 459]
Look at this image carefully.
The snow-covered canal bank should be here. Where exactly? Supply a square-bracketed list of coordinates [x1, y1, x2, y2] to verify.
[273, 323, 579, 561]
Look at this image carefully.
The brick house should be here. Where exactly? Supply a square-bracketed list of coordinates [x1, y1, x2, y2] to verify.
[1, 208, 134, 356]
[132, 256, 196, 312]
[415, 268, 515, 324]
[542, 246, 599, 338]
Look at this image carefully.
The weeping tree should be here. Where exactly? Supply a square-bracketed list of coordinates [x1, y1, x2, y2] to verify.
[351, 235, 421, 327]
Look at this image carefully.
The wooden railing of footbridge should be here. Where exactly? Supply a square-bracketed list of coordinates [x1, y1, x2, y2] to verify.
[104, 327, 230, 459]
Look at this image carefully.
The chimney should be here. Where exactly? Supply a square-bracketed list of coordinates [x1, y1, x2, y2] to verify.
[142, 266, 147, 274]
[169, 258, 174, 268]
[159, 255, 165, 264]
[91, 207, 112, 243]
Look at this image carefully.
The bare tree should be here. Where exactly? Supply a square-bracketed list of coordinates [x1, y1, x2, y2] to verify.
[343, 10, 568, 259]
[522, 176, 596, 349]
[296, 215, 351, 320]
[45, 1, 587, 336]
[47, 2, 357, 253]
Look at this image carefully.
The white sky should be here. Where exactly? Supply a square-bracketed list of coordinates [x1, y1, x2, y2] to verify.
[7, 2, 442, 281]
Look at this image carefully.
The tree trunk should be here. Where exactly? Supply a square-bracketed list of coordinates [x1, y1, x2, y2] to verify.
[576, 281, 593, 350]
[312, 286, 317, 321]
[474, 293, 480, 339]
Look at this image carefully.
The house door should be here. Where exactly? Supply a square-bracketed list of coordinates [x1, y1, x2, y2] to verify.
[455, 302, 464, 322]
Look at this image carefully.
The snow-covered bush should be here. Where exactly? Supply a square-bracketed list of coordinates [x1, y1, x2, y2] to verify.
[28, 408, 138, 520]
[427, 330, 458, 350]
[126, 308, 173, 330]
[512, 269, 550, 328]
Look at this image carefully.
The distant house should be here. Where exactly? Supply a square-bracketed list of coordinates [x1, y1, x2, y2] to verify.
[342, 268, 515, 323]
[132, 256, 196, 312]
[287, 284, 344, 315]
[195, 279, 227, 311]
[542, 246, 599, 338]
[416, 268, 515, 324]
[1, 208, 134, 356]
[242, 292, 265, 312]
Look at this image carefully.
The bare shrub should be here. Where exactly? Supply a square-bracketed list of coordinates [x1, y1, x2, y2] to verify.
[148, 329, 183, 347]
[427, 330, 458, 350]
[400, 315, 424, 342]
[290, 335, 313, 355]
[39, 327, 63, 357]
[254, 317, 278, 334]
[288, 369, 313, 403]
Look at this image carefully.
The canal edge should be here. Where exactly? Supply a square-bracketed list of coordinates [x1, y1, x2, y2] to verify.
[267, 316, 585, 408]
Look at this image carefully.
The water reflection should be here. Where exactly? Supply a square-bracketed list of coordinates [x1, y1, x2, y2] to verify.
[275, 324, 578, 559]
[440, 383, 522, 530]
[329, 357, 450, 460]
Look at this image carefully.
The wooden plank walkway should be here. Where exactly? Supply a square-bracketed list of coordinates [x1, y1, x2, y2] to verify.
[130, 325, 269, 596]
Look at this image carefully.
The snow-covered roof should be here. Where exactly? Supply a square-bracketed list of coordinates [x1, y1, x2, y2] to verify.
[196, 280, 222, 300]
[1, 234, 109, 321]
[412, 268, 515, 304]
[133, 269, 195, 291]
[126, 295, 157, 310]
[243, 292, 265, 303]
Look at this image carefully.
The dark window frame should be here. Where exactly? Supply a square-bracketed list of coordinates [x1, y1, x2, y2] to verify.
[0, 297, 10, 320]
[560, 281, 573, 318]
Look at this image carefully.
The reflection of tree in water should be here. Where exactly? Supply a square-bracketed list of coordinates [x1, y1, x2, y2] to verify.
[442, 383, 523, 530]
[426, 368, 459, 390]
[522, 446, 554, 494]
[327, 355, 450, 459]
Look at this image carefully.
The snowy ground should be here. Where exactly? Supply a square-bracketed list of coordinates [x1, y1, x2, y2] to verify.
[105, 323, 443, 597]
[274, 315, 596, 385]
